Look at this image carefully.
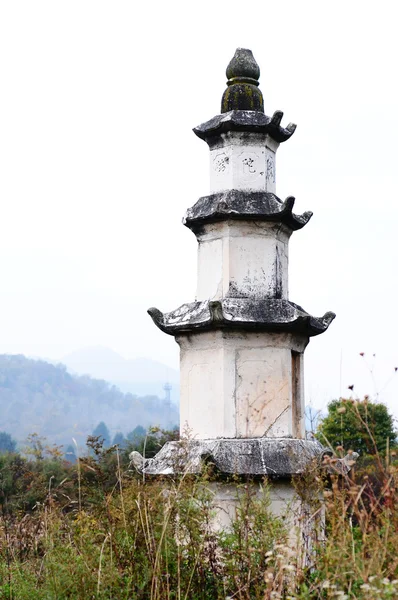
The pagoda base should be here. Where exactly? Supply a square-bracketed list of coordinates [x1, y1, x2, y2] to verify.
[130, 437, 329, 562]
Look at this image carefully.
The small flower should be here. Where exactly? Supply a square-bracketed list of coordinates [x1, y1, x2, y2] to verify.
[337, 407, 346, 414]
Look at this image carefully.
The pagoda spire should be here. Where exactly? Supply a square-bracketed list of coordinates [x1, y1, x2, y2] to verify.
[221, 48, 264, 113]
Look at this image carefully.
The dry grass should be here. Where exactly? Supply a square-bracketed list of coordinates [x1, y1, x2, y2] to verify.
[0, 433, 397, 599]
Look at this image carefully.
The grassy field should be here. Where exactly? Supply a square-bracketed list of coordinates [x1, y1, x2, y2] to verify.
[0, 433, 397, 599]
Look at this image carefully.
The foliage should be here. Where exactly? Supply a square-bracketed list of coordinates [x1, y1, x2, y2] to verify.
[92, 422, 111, 447]
[0, 432, 16, 453]
[65, 444, 77, 464]
[126, 424, 146, 444]
[316, 397, 397, 455]
[112, 431, 126, 448]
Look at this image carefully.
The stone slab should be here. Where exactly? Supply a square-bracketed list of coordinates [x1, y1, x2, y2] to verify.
[131, 438, 326, 476]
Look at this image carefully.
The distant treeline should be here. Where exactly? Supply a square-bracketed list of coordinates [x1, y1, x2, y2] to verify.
[0, 354, 179, 447]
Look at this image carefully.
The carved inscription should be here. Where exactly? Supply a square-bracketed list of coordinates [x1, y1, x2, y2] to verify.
[213, 152, 230, 174]
[239, 152, 258, 177]
[266, 154, 275, 183]
[242, 156, 256, 173]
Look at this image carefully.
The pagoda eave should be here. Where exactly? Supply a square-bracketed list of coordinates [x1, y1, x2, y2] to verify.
[193, 109, 296, 145]
[132, 438, 327, 477]
[148, 299, 335, 338]
[183, 191, 312, 233]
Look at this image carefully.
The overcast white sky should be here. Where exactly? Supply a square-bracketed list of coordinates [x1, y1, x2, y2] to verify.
[1, 1, 397, 417]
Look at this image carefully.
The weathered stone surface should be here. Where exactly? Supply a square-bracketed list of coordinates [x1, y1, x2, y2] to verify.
[130, 438, 326, 476]
[221, 48, 264, 113]
[148, 298, 335, 337]
[226, 48, 260, 81]
[195, 220, 291, 302]
[184, 191, 312, 233]
[194, 110, 296, 145]
[208, 132, 279, 194]
[176, 330, 308, 440]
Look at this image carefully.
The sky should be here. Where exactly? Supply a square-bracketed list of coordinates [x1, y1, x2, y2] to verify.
[0, 1, 398, 418]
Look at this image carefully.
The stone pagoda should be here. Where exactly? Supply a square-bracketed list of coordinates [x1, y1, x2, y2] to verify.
[138, 48, 335, 518]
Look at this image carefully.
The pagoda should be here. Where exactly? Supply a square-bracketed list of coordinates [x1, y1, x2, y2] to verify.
[140, 49, 335, 509]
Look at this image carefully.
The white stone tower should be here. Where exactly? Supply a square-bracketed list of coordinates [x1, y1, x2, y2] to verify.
[149, 48, 334, 449]
[144, 49, 334, 483]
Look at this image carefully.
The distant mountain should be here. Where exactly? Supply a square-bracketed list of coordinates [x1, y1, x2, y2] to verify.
[0, 354, 179, 448]
[61, 347, 179, 398]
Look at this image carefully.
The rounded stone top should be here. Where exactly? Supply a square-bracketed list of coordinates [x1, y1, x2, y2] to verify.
[226, 48, 260, 82]
[222, 48, 264, 113]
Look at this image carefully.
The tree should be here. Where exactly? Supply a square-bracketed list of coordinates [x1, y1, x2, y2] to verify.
[316, 398, 397, 455]
[65, 444, 77, 464]
[126, 425, 146, 444]
[0, 431, 17, 453]
[24, 433, 63, 461]
[92, 422, 111, 447]
[112, 432, 126, 449]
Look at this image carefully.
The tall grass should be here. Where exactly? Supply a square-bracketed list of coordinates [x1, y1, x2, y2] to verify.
[0, 432, 397, 599]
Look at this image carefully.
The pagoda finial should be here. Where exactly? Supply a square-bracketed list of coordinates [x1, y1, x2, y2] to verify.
[221, 48, 264, 114]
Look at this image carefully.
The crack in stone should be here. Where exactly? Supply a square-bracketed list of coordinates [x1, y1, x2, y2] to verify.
[263, 404, 290, 436]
